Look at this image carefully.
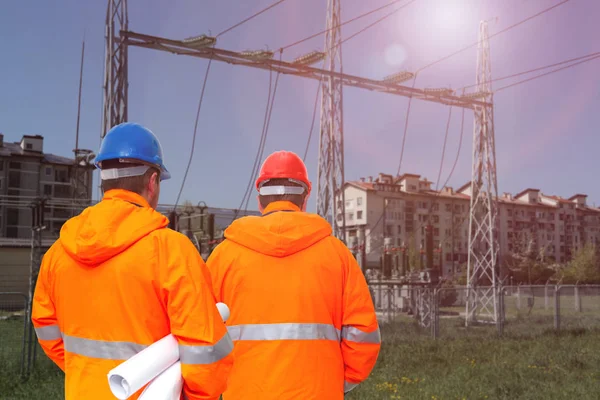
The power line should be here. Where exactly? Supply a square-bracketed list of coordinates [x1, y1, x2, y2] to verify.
[440, 106, 466, 192]
[173, 58, 213, 211]
[495, 53, 600, 92]
[459, 51, 600, 91]
[217, 0, 290, 37]
[336, 0, 418, 49]
[281, 0, 410, 51]
[434, 107, 453, 192]
[396, 75, 419, 176]
[302, 61, 325, 162]
[244, 69, 282, 212]
[416, 0, 572, 73]
[234, 68, 274, 220]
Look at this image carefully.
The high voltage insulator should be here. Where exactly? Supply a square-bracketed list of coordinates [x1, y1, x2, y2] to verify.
[382, 71, 414, 84]
[181, 34, 216, 49]
[293, 51, 326, 66]
[461, 91, 491, 99]
[423, 87, 455, 96]
[239, 49, 274, 61]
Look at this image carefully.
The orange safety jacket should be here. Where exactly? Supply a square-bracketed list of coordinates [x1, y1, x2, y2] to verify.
[207, 201, 380, 400]
[31, 189, 233, 400]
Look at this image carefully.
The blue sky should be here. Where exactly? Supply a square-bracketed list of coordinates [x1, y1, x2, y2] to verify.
[1, 0, 598, 212]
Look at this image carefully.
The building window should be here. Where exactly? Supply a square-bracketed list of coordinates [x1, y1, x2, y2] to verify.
[6, 227, 18, 238]
[8, 171, 20, 187]
[356, 197, 363, 206]
[43, 185, 52, 196]
[55, 169, 69, 183]
[397, 225, 402, 234]
[45, 166, 52, 176]
[433, 215, 440, 224]
[434, 228, 440, 236]
[0, 179, 3, 189]
[9, 161, 21, 169]
[445, 204, 452, 212]
[357, 210, 363, 220]
[25, 143, 33, 150]
[386, 225, 393, 236]
[347, 213, 354, 221]
[7, 208, 18, 225]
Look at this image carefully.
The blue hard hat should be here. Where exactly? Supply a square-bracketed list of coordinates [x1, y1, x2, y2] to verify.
[95, 122, 171, 180]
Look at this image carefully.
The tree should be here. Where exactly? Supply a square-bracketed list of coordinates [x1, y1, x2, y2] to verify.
[503, 231, 557, 284]
[555, 244, 600, 284]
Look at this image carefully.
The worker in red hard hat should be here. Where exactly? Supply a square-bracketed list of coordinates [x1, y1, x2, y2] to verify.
[207, 150, 381, 400]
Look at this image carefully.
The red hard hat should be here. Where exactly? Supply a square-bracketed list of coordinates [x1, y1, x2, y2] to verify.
[255, 150, 312, 193]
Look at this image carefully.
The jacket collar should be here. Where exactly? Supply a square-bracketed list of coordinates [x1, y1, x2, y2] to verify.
[262, 201, 301, 216]
[102, 189, 151, 209]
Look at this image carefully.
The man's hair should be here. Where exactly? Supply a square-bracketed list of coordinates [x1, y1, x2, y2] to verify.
[258, 178, 307, 210]
[100, 159, 160, 195]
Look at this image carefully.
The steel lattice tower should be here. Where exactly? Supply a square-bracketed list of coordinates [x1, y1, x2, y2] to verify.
[466, 20, 499, 325]
[317, 0, 346, 240]
[102, 0, 129, 138]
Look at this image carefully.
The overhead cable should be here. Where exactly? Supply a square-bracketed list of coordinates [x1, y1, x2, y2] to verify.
[173, 58, 214, 211]
[416, 0, 572, 73]
[217, 0, 290, 37]
[281, 0, 411, 51]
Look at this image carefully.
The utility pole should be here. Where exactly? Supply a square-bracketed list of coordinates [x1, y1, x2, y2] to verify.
[72, 37, 94, 215]
[466, 20, 500, 325]
[317, 0, 346, 241]
[102, 0, 128, 138]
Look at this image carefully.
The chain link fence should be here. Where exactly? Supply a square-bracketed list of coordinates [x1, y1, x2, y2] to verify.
[371, 282, 600, 339]
[0, 292, 28, 376]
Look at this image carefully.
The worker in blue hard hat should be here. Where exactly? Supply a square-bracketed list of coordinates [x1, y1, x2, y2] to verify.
[32, 122, 233, 400]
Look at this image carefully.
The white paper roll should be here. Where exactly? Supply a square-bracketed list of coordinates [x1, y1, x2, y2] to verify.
[216, 302, 230, 322]
[107, 334, 179, 400]
[138, 361, 183, 400]
[107, 303, 230, 399]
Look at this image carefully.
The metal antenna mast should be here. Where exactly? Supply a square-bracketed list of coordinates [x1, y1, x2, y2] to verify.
[102, 0, 129, 138]
[72, 37, 94, 213]
[317, 0, 346, 240]
[466, 20, 500, 325]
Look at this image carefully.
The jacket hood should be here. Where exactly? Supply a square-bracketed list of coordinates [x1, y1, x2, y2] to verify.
[59, 189, 169, 266]
[224, 201, 332, 257]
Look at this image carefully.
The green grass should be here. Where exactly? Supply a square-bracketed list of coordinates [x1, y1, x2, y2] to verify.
[2, 317, 600, 399]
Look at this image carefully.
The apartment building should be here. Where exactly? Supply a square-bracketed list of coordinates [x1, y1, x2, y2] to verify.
[343, 172, 600, 276]
[0, 133, 95, 242]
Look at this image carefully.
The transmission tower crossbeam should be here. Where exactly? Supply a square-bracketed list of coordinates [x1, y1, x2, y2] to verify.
[465, 20, 500, 325]
[120, 31, 490, 110]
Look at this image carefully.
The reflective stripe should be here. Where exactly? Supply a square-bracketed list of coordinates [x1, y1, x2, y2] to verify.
[228, 323, 341, 342]
[64, 335, 147, 360]
[344, 381, 359, 393]
[179, 332, 234, 365]
[35, 325, 62, 341]
[341, 326, 381, 344]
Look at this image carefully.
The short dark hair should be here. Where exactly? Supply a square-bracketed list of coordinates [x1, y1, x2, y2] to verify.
[258, 178, 307, 210]
[100, 159, 160, 195]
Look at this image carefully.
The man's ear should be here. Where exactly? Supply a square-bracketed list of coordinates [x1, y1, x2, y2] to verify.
[301, 194, 309, 212]
[257, 195, 264, 213]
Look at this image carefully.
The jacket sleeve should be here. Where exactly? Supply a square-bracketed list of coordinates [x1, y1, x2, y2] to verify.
[205, 241, 230, 303]
[161, 235, 234, 400]
[339, 242, 381, 393]
[31, 246, 65, 371]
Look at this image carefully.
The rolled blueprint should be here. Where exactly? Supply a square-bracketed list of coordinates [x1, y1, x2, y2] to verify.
[108, 334, 179, 400]
[138, 361, 183, 400]
[107, 303, 230, 400]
